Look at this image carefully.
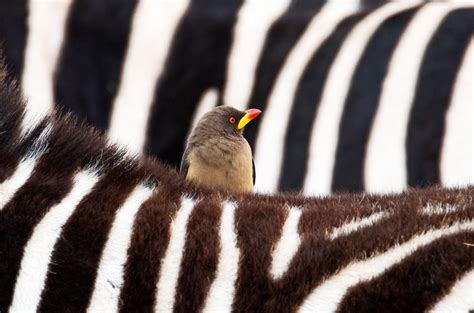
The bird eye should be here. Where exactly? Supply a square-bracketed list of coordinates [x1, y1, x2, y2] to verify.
[229, 117, 236, 124]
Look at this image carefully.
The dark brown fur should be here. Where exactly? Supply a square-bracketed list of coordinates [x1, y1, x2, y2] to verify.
[174, 197, 221, 312]
[339, 231, 474, 313]
[0, 62, 472, 312]
[119, 183, 182, 313]
[37, 166, 146, 312]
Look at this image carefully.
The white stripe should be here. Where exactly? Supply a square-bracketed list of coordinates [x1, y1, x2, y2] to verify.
[328, 211, 390, 240]
[155, 196, 195, 313]
[203, 201, 240, 313]
[364, 3, 472, 194]
[421, 203, 459, 216]
[253, 2, 358, 193]
[430, 269, 474, 313]
[303, 1, 419, 196]
[189, 88, 219, 134]
[24, 122, 53, 159]
[0, 158, 37, 210]
[298, 220, 474, 313]
[108, 0, 190, 154]
[223, 0, 290, 111]
[270, 206, 302, 279]
[441, 40, 474, 187]
[20, 0, 72, 132]
[87, 185, 153, 313]
[9, 171, 98, 312]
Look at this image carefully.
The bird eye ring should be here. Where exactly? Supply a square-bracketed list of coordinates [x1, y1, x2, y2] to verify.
[229, 117, 236, 124]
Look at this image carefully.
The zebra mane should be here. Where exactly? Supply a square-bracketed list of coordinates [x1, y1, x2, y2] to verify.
[0, 62, 473, 312]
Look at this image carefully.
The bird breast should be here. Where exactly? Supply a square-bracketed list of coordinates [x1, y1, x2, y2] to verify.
[186, 138, 253, 192]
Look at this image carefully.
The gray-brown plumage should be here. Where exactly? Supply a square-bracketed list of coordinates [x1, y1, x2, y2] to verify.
[180, 106, 261, 193]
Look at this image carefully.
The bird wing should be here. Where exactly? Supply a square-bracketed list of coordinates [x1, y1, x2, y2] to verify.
[180, 147, 190, 177]
[253, 159, 256, 186]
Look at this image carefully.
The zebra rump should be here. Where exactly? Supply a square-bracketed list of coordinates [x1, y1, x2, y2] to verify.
[0, 58, 473, 312]
[0, 1, 472, 194]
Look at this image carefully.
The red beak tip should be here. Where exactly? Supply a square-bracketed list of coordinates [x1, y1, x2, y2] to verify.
[247, 108, 262, 119]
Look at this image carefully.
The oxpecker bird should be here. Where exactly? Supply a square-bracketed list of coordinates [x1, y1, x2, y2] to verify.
[180, 106, 262, 193]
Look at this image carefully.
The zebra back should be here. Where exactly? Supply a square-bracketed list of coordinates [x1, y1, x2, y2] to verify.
[0, 63, 473, 312]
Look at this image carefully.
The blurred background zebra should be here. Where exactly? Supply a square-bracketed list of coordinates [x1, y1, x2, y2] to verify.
[0, 0, 472, 195]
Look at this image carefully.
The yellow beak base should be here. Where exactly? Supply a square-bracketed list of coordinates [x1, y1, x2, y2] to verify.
[238, 108, 262, 129]
[238, 115, 252, 129]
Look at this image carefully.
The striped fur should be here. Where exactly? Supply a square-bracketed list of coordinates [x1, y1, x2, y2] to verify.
[0, 61, 473, 312]
[0, 0, 472, 194]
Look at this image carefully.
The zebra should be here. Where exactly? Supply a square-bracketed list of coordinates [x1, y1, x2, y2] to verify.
[0, 58, 473, 312]
[0, 0, 472, 195]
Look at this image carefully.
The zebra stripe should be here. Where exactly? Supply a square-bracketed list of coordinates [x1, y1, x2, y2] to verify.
[281, 8, 367, 192]
[338, 231, 474, 312]
[155, 196, 195, 313]
[1, 1, 471, 194]
[146, 0, 244, 164]
[202, 201, 240, 313]
[304, 2, 419, 196]
[270, 206, 302, 279]
[332, 6, 419, 192]
[299, 220, 474, 312]
[0, 93, 472, 311]
[421, 203, 459, 216]
[0, 0, 28, 80]
[9, 170, 98, 312]
[364, 3, 472, 193]
[87, 184, 153, 312]
[108, 0, 190, 153]
[407, 8, 474, 188]
[243, 0, 326, 149]
[54, 0, 138, 133]
[174, 198, 221, 312]
[20, 0, 72, 131]
[254, 1, 358, 192]
[118, 185, 182, 313]
[0, 86, 471, 311]
[223, 0, 291, 111]
[327, 210, 391, 240]
[0, 158, 36, 210]
[430, 269, 474, 313]
[441, 40, 474, 187]
[37, 168, 145, 312]
[0, 141, 79, 311]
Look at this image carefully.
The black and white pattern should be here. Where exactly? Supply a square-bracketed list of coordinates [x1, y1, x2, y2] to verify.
[0, 75, 473, 312]
[0, 0, 472, 194]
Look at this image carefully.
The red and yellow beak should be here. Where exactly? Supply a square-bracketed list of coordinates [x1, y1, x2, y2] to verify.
[238, 108, 262, 129]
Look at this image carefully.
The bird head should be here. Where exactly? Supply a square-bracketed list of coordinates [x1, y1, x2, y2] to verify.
[191, 106, 262, 139]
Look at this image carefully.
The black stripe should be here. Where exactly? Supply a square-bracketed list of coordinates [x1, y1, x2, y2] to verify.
[0, 163, 74, 312]
[337, 232, 474, 312]
[0, 72, 25, 182]
[331, 7, 418, 193]
[360, 0, 385, 10]
[233, 200, 287, 313]
[0, 0, 28, 80]
[146, 0, 244, 167]
[119, 185, 181, 313]
[54, 0, 138, 131]
[242, 0, 324, 149]
[174, 198, 220, 312]
[278, 12, 367, 191]
[406, 8, 474, 187]
[0, 121, 83, 311]
[38, 169, 139, 313]
[0, 113, 114, 311]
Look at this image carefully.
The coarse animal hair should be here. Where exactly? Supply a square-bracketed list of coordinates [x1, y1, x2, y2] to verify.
[0, 61, 473, 312]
